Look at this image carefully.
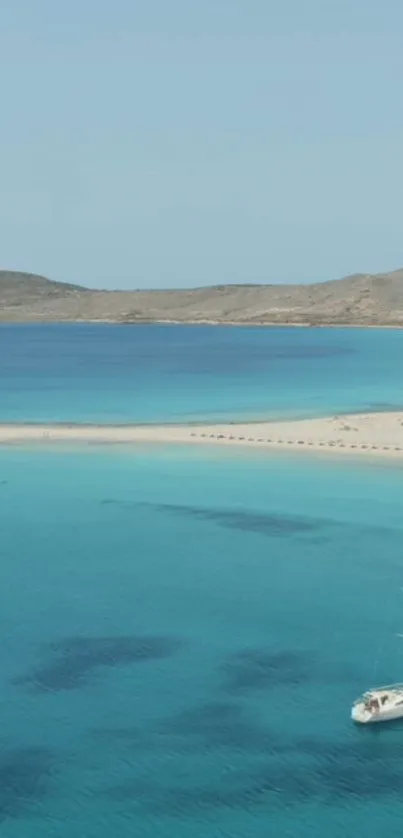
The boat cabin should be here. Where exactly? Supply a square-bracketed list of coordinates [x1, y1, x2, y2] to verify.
[364, 693, 389, 713]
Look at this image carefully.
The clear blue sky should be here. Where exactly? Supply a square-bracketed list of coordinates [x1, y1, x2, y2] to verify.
[0, 0, 402, 289]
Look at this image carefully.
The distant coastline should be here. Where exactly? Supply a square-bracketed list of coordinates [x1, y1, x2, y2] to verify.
[1, 412, 402, 459]
[1, 268, 403, 327]
[2, 317, 403, 330]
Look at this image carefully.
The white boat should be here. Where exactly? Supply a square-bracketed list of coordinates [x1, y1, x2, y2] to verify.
[351, 683, 403, 723]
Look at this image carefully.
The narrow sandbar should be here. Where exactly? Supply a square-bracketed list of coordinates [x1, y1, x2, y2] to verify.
[0, 412, 403, 458]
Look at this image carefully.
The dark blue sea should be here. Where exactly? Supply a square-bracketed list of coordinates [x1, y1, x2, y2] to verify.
[1, 324, 403, 837]
[1, 323, 403, 423]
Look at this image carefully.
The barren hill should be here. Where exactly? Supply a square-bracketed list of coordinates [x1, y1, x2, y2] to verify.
[1, 268, 403, 326]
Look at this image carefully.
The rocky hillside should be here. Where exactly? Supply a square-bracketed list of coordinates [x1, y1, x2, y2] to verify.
[1, 269, 403, 326]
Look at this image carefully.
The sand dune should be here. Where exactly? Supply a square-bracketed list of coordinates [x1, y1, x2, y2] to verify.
[0, 412, 403, 458]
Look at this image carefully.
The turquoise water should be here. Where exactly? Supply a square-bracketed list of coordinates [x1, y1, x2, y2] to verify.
[1, 323, 403, 423]
[2, 324, 403, 835]
[1, 444, 403, 836]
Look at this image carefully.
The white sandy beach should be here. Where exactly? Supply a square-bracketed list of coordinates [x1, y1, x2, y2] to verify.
[0, 412, 403, 458]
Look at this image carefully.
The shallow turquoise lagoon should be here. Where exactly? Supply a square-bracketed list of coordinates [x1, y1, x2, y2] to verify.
[1, 444, 403, 836]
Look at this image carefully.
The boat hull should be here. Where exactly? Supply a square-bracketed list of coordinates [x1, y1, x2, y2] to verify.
[352, 702, 403, 724]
